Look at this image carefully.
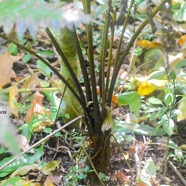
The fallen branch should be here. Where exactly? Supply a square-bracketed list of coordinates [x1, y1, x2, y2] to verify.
[0, 115, 82, 171]
[169, 161, 186, 186]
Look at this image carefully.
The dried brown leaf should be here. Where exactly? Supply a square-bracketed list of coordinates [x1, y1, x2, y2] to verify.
[8, 85, 18, 117]
[0, 53, 17, 87]
[26, 91, 45, 123]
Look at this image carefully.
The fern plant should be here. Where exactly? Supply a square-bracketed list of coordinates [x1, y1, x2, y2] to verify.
[0, 0, 169, 184]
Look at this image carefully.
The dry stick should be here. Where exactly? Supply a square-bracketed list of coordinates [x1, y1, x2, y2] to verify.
[134, 140, 148, 182]
[0, 86, 95, 94]
[84, 150, 105, 186]
[0, 115, 82, 171]
[1, 85, 85, 93]
[0, 87, 60, 94]
[134, 150, 140, 180]
[169, 161, 186, 186]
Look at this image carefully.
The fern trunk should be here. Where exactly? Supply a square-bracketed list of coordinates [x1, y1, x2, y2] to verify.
[58, 28, 82, 129]
[89, 130, 111, 185]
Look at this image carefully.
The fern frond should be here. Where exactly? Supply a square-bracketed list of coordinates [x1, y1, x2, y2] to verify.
[0, 0, 90, 36]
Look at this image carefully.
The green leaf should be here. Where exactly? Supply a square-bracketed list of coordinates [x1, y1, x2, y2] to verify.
[148, 97, 162, 105]
[173, 3, 186, 22]
[54, 132, 62, 137]
[177, 97, 186, 121]
[176, 59, 186, 69]
[78, 173, 87, 179]
[116, 122, 166, 136]
[129, 93, 141, 115]
[65, 113, 70, 119]
[41, 160, 60, 175]
[37, 60, 52, 77]
[1, 177, 21, 186]
[84, 165, 92, 173]
[44, 92, 61, 108]
[148, 70, 166, 80]
[0, 147, 9, 155]
[168, 140, 180, 150]
[37, 50, 55, 57]
[169, 70, 176, 80]
[174, 149, 183, 160]
[43, 127, 52, 134]
[157, 107, 168, 119]
[22, 54, 32, 63]
[140, 158, 156, 185]
[8, 43, 18, 55]
[164, 93, 174, 106]
[95, 0, 106, 4]
[38, 79, 50, 88]
[118, 92, 140, 105]
[118, 92, 141, 115]
[143, 49, 166, 72]
[163, 118, 174, 136]
[0, 146, 44, 177]
[99, 172, 110, 181]
[72, 175, 79, 181]
[135, 0, 147, 6]
[118, 94, 131, 105]
[144, 158, 156, 176]
[134, 47, 143, 56]
[20, 124, 32, 141]
[130, 99, 141, 115]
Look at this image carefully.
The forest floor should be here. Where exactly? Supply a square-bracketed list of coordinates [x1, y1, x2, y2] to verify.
[0, 28, 186, 186]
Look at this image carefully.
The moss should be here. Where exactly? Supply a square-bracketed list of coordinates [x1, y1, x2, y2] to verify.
[59, 28, 78, 77]
[58, 28, 82, 129]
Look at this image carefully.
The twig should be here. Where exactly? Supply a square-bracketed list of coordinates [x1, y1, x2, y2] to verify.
[44, 145, 73, 161]
[0, 87, 60, 94]
[134, 137, 149, 182]
[0, 86, 99, 94]
[0, 116, 82, 171]
[169, 161, 186, 186]
[85, 150, 105, 186]
[134, 144, 141, 180]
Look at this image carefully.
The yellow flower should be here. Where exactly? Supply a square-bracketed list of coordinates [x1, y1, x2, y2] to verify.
[137, 81, 157, 96]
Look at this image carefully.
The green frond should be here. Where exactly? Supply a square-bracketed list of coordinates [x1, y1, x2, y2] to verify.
[0, 0, 91, 37]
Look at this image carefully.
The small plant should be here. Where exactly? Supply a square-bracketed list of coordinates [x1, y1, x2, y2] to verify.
[64, 165, 93, 185]
[137, 158, 157, 186]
